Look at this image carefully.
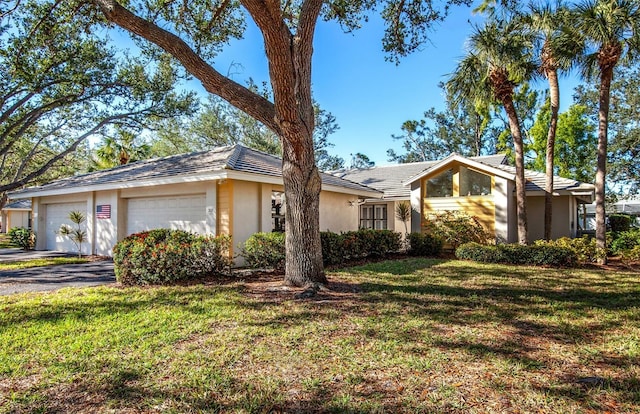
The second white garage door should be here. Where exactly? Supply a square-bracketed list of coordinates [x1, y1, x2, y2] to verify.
[126, 195, 207, 235]
[46, 202, 87, 253]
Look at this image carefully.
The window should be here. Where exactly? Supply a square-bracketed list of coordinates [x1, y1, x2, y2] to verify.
[360, 205, 387, 230]
[460, 168, 492, 196]
[271, 191, 285, 232]
[426, 169, 453, 197]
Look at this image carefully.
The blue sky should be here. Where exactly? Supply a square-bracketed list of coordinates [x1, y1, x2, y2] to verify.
[182, 2, 582, 166]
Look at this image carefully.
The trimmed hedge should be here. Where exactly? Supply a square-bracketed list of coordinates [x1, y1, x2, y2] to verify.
[609, 214, 632, 232]
[8, 227, 35, 250]
[113, 229, 232, 286]
[242, 232, 286, 270]
[241, 229, 402, 269]
[610, 229, 640, 255]
[534, 236, 597, 263]
[407, 232, 443, 257]
[455, 242, 577, 267]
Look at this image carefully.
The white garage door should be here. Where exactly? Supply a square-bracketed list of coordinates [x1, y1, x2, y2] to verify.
[46, 202, 87, 253]
[126, 194, 207, 235]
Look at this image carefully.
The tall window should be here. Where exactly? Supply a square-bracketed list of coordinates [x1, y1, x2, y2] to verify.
[360, 205, 387, 229]
[426, 169, 453, 197]
[272, 191, 285, 232]
[460, 169, 492, 196]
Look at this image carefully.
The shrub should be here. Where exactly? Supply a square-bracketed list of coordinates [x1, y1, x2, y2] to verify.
[8, 227, 35, 250]
[423, 211, 492, 249]
[610, 229, 640, 255]
[241, 232, 286, 270]
[113, 229, 232, 286]
[242, 229, 402, 268]
[407, 232, 443, 257]
[609, 214, 631, 232]
[621, 245, 640, 263]
[534, 236, 597, 263]
[455, 242, 576, 267]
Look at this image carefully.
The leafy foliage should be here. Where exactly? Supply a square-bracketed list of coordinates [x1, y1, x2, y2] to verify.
[610, 229, 640, 255]
[423, 211, 492, 249]
[241, 232, 286, 271]
[7, 227, 35, 250]
[0, 1, 196, 198]
[407, 232, 443, 257]
[609, 214, 632, 232]
[58, 211, 87, 258]
[241, 229, 402, 269]
[456, 242, 577, 267]
[534, 236, 598, 263]
[113, 229, 232, 286]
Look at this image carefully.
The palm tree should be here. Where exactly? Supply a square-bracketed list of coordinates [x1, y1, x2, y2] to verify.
[93, 128, 151, 170]
[524, 1, 578, 240]
[447, 20, 535, 245]
[572, 0, 640, 263]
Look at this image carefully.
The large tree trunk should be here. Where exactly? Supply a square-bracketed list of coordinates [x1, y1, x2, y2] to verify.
[595, 66, 613, 264]
[544, 69, 560, 241]
[93, 0, 328, 287]
[502, 96, 528, 245]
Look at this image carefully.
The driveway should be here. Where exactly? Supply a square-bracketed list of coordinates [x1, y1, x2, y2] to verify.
[0, 249, 115, 296]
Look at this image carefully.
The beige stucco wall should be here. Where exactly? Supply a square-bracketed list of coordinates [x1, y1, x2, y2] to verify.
[320, 191, 359, 232]
[526, 195, 573, 242]
[232, 180, 261, 255]
[5, 210, 30, 231]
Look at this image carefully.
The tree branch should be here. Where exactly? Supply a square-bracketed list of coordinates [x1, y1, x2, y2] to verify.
[91, 0, 280, 135]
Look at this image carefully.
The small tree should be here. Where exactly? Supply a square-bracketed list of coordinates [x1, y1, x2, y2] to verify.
[59, 211, 88, 258]
[395, 201, 412, 235]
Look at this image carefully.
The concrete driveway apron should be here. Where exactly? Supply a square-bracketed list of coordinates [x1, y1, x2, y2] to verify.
[0, 249, 115, 295]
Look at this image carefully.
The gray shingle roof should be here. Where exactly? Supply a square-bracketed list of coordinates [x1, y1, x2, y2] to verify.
[11, 145, 380, 196]
[332, 154, 509, 199]
[494, 164, 595, 192]
[3, 199, 32, 210]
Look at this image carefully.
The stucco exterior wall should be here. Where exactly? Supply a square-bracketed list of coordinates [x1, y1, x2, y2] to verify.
[320, 191, 359, 232]
[232, 180, 261, 255]
[526, 195, 573, 242]
[5, 211, 30, 231]
[94, 190, 119, 256]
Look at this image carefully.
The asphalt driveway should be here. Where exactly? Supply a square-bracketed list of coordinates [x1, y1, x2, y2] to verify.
[0, 249, 115, 295]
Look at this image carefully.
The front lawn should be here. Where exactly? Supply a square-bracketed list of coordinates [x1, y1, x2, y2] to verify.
[0, 257, 89, 271]
[0, 234, 12, 249]
[1, 258, 639, 413]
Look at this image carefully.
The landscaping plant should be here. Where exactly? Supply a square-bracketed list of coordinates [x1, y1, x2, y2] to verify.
[113, 229, 232, 285]
[423, 210, 492, 249]
[7, 227, 35, 250]
[58, 210, 87, 258]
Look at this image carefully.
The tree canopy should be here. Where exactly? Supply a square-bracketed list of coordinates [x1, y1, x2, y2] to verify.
[0, 0, 196, 206]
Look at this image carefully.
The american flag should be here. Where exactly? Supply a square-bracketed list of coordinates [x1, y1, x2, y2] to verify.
[96, 204, 111, 219]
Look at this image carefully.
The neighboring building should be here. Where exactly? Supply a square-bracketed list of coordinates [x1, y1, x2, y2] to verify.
[9, 146, 596, 256]
[583, 197, 640, 230]
[0, 199, 32, 234]
[9, 145, 380, 257]
[334, 154, 595, 243]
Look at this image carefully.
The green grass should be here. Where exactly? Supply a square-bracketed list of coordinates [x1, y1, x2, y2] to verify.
[0, 234, 12, 249]
[0, 257, 89, 271]
[1, 258, 639, 413]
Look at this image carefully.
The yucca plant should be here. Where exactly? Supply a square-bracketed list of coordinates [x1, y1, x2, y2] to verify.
[59, 211, 88, 258]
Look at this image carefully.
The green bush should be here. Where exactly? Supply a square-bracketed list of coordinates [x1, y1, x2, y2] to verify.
[423, 211, 492, 249]
[113, 229, 232, 286]
[407, 232, 443, 257]
[534, 236, 597, 263]
[455, 242, 577, 267]
[621, 245, 640, 263]
[241, 232, 286, 270]
[241, 229, 402, 269]
[8, 227, 35, 250]
[609, 214, 631, 232]
[610, 229, 640, 255]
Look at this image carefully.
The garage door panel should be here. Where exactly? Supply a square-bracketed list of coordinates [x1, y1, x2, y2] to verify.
[46, 202, 86, 253]
[126, 195, 206, 235]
